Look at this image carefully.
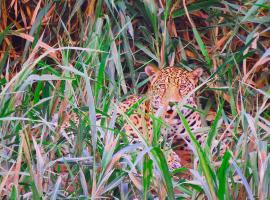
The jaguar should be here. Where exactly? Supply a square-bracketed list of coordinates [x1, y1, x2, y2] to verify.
[116, 65, 204, 169]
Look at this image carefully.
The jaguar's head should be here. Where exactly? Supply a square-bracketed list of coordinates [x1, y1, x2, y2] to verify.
[145, 65, 203, 123]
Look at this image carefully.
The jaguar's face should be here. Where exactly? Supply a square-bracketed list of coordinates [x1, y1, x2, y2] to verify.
[145, 66, 202, 123]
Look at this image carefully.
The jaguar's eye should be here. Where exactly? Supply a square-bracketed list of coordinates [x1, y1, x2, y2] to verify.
[159, 84, 166, 89]
[179, 85, 186, 91]
[159, 84, 165, 88]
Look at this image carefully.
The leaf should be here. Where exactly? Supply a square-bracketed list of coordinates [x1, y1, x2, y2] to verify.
[94, 18, 111, 101]
[206, 100, 224, 147]
[23, 2, 52, 60]
[10, 185, 17, 200]
[0, 24, 11, 45]
[135, 42, 159, 63]
[143, 154, 153, 200]
[0, 46, 9, 74]
[231, 160, 255, 200]
[82, 63, 98, 195]
[172, 167, 188, 175]
[182, 0, 212, 66]
[192, 27, 211, 66]
[151, 147, 174, 200]
[217, 151, 231, 200]
[110, 36, 128, 94]
[178, 111, 217, 199]
[172, 0, 221, 18]
[30, 0, 42, 25]
[51, 176, 62, 200]
[142, 0, 158, 37]
[254, 3, 270, 9]
[241, 16, 270, 24]
[241, 0, 269, 22]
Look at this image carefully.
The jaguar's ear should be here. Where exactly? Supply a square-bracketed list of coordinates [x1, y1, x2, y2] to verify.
[191, 67, 203, 83]
[145, 65, 160, 77]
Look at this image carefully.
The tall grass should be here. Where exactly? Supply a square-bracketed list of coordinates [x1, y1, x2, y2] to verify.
[0, 0, 269, 199]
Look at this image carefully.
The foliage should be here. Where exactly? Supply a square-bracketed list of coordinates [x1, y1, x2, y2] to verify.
[0, 0, 269, 199]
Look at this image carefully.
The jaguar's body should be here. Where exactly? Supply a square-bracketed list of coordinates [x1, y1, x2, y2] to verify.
[115, 66, 204, 169]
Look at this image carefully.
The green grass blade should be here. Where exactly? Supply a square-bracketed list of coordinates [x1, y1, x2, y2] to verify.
[217, 151, 231, 200]
[151, 147, 174, 200]
[10, 185, 17, 200]
[0, 46, 9, 74]
[135, 42, 159, 63]
[178, 111, 217, 199]
[206, 100, 224, 147]
[0, 25, 11, 45]
[192, 27, 211, 66]
[143, 154, 153, 200]
[172, 0, 221, 18]
[241, 0, 268, 22]
[94, 33, 111, 101]
[143, 0, 158, 39]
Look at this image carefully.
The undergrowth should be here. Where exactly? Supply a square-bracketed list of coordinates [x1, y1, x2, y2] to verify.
[0, 0, 269, 199]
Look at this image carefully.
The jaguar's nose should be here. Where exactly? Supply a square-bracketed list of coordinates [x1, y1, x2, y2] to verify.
[168, 102, 176, 107]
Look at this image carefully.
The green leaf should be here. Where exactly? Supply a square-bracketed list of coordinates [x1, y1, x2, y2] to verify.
[31, 180, 41, 199]
[135, 42, 159, 63]
[254, 3, 270, 9]
[143, 0, 158, 38]
[151, 147, 174, 200]
[10, 185, 17, 200]
[209, 40, 256, 79]
[0, 24, 11, 45]
[192, 27, 212, 66]
[172, 0, 221, 18]
[164, 0, 172, 22]
[0, 46, 9, 74]
[206, 100, 224, 147]
[152, 116, 163, 146]
[94, 33, 111, 101]
[178, 111, 217, 199]
[228, 72, 237, 117]
[172, 167, 188, 175]
[143, 154, 153, 200]
[241, 0, 269, 22]
[217, 151, 231, 200]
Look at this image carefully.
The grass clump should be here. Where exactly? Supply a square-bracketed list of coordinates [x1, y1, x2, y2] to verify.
[0, 0, 269, 199]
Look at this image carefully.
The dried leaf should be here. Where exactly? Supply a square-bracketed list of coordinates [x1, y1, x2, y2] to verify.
[30, 0, 41, 25]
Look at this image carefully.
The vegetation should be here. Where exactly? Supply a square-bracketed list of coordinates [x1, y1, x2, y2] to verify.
[0, 0, 269, 199]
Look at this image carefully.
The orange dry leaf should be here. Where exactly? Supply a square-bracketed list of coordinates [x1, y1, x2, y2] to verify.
[1, 0, 8, 28]
[185, 50, 196, 58]
[20, 7, 28, 28]
[86, 0, 97, 17]
[30, 0, 42, 25]
[42, 3, 55, 24]
[215, 31, 232, 50]
[243, 56, 270, 83]
[13, 32, 59, 61]
[192, 11, 208, 19]
[206, 110, 217, 122]
[26, 5, 32, 20]
[255, 70, 270, 88]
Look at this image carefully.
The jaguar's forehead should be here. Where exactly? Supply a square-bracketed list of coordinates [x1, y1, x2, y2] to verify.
[154, 67, 192, 85]
[160, 67, 188, 76]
